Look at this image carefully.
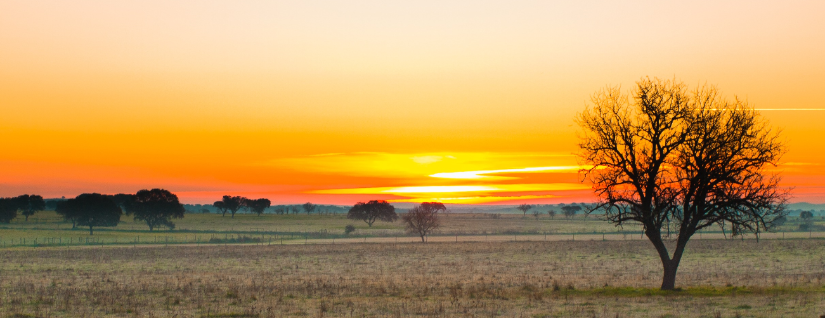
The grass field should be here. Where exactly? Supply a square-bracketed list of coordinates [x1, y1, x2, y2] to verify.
[0, 239, 824, 317]
[2, 211, 823, 317]
[0, 211, 821, 248]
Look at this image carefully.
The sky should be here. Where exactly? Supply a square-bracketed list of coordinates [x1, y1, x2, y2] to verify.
[2, 1, 825, 205]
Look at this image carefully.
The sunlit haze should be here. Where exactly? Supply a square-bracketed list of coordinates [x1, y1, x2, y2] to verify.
[2, 1, 824, 204]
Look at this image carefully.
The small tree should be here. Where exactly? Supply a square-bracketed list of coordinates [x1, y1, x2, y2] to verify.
[800, 211, 815, 231]
[58, 193, 122, 235]
[532, 209, 542, 220]
[516, 204, 532, 217]
[547, 209, 556, 219]
[18, 194, 45, 221]
[344, 224, 356, 235]
[130, 189, 185, 231]
[347, 200, 397, 227]
[215, 196, 244, 218]
[213, 201, 227, 216]
[245, 198, 272, 216]
[561, 205, 581, 219]
[302, 202, 317, 214]
[402, 202, 444, 242]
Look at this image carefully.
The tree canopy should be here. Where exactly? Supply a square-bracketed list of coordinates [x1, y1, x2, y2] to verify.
[516, 204, 532, 217]
[129, 189, 185, 231]
[56, 193, 122, 235]
[215, 196, 244, 218]
[244, 198, 271, 216]
[577, 77, 787, 290]
[347, 200, 397, 227]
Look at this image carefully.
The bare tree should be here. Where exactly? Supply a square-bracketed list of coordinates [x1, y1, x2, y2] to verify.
[577, 77, 788, 290]
[532, 209, 542, 220]
[516, 204, 532, 217]
[547, 209, 556, 219]
[402, 202, 445, 242]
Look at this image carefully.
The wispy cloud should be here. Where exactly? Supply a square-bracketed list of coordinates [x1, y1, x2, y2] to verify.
[430, 166, 586, 180]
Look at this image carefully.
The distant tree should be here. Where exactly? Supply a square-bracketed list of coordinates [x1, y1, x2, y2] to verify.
[215, 196, 244, 218]
[532, 209, 542, 220]
[213, 201, 227, 216]
[0, 197, 22, 223]
[244, 198, 271, 216]
[200, 208, 210, 214]
[17, 194, 45, 221]
[547, 210, 556, 219]
[516, 204, 533, 217]
[561, 205, 581, 219]
[800, 211, 815, 231]
[302, 202, 317, 214]
[129, 189, 185, 231]
[344, 224, 356, 235]
[58, 193, 122, 235]
[772, 215, 787, 227]
[347, 200, 397, 227]
[402, 202, 445, 242]
[273, 206, 286, 215]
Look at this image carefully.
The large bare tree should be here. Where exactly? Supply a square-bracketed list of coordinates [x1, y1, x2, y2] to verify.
[577, 77, 788, 290]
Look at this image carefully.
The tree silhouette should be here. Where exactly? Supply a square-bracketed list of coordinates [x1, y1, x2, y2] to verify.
[577, 77, 787, 290]
[516, 204, 532, 217]
[402, 202, 445, 242]
[0, 197, 22, 223]
[244, 198, 271, 216]
[547, 209, 556, 219]
[129, 189, 185, 231]
[215, 196, 244, 218]
[57, 193, 122, 235]
[17, 194, 45, 221]
[109, 194, 135, 215]
[347, 200, 397, 227]
[561, 205, 581, 219]
[302, 202, 317, 215]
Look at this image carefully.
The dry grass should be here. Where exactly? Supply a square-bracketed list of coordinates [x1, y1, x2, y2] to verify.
[1, 239, 824, 317]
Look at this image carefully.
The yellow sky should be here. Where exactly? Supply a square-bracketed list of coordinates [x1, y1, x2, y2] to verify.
[2, 1, 824, 204]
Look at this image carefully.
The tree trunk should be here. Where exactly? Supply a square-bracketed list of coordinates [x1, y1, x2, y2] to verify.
[660, 259, 678, 290]
[89, 225, 94, 235]
[420, 234, 426, 242]
[647, 227, 690, 290]
[25, 215, 29, 222]
[149, 224, 154, 231]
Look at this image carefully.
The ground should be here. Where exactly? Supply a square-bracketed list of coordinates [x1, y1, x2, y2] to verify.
[1, 211, 823, 317]
[0, 239, 823, 317]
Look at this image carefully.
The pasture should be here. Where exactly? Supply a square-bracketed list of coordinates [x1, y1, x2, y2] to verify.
[0, 211, 821, 247]
[1, 211, 824, 317]
[0, 239, 824, 317]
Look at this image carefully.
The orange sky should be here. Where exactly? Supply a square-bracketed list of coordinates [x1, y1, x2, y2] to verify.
[2, 1, 824, 204]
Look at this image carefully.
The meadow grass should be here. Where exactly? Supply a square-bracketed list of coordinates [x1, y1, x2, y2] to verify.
[1, 211, 819, 248]
[0, 239, 823, 317]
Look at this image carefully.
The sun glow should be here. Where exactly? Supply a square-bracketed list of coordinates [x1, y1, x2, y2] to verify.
[430, 166, 587, 180]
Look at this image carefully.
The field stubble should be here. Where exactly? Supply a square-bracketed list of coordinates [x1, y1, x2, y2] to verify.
[0, 239, 824, 317]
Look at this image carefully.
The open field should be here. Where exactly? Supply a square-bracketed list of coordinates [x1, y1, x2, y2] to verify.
[1, 239, 824, 317]
[1, 211, 822, 248]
